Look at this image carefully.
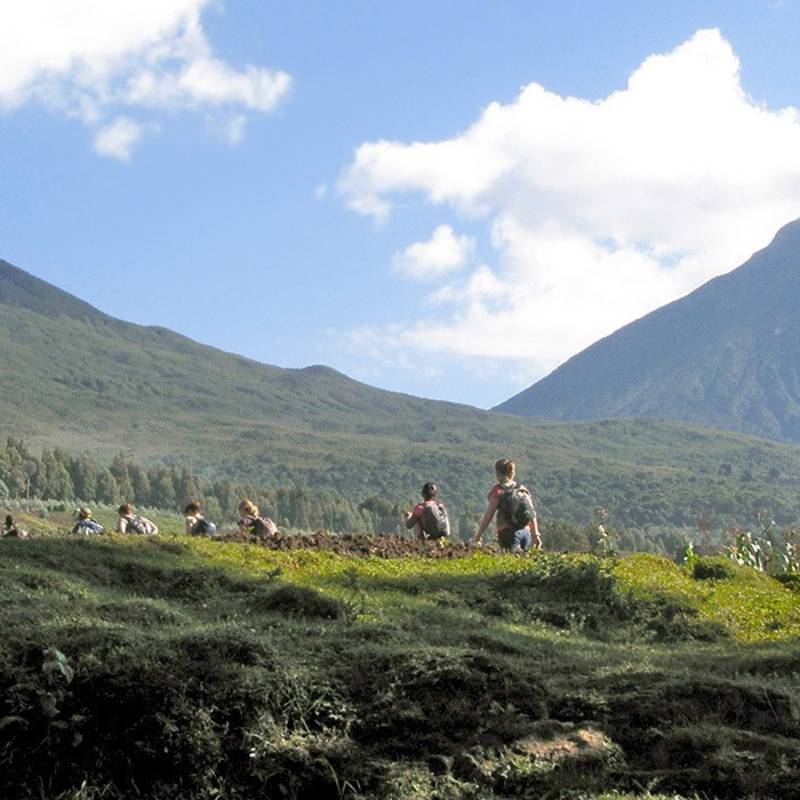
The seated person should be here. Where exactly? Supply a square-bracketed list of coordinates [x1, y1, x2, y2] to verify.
[237, 499, 278, 537]
[2, 514, 28, 538]
[116, 504, 158, 535]
[403, 482, 450, 540]
[184, 501, 217, 536]
[71, 507, 104, 535]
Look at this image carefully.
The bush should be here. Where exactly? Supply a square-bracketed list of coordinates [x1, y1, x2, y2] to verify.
[692, 558, 734, 580]
[254, 584, 347, 619]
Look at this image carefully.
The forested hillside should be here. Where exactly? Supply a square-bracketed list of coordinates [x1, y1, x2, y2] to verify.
[4, 259, 800, 527]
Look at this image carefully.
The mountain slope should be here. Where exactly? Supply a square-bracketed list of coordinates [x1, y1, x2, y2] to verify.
[495, 219, 800, 442]
[4, 257, 800, 525]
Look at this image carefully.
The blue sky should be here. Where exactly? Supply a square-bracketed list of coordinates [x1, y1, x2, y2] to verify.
[2, 1, 800, 408]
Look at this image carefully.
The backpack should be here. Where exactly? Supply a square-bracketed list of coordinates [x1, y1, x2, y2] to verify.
[497, 482, 537, 529]
[126, 515, 153, 535]
[421, 502, 450, 539]
[74, 520, 103, 535]
[192, 517, 217, 537]
[251, 516, 278, 537]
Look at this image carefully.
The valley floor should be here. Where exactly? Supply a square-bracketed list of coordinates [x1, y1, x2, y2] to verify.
[1, 529, 799, 799]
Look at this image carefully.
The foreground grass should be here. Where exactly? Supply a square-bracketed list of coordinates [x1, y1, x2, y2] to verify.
[1, 534, 799, 799]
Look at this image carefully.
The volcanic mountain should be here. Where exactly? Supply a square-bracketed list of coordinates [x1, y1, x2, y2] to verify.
[496, 218, 800, 443]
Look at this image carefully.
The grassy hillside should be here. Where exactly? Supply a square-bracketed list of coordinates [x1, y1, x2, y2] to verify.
[5, 258, 800, 526]
[1, 531, 799, 799]
[497, 219, 800, 443]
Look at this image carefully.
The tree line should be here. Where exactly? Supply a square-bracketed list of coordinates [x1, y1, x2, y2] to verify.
[1, 438, 793, 555]
[0, 438, 414, 534]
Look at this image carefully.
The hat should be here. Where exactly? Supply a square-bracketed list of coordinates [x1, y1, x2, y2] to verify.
[78, 507, 92, 518]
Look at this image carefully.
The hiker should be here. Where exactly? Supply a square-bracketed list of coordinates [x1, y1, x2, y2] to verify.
[184, 501, 217, 537]
[473, 458, 541, 553]
[2, 514, 28, 538]
[116, 503, 158, 535]
[403, 482, 450, 540]
[237, 499, 278, 538]
[71, 507, 104, 535]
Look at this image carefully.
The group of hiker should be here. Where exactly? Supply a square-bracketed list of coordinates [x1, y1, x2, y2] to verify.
[2, 458, 541, 553]
[61, 499, 279, 540]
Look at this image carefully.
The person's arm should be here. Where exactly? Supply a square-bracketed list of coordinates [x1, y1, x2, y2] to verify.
[474, 493, 500, 544]
[185, 516, 195, 536]
[116, 517, 126, 534]
[403, 505, 421, 530]
[532, 514, 542, 549]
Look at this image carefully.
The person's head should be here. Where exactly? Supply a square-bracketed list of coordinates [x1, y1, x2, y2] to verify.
[4, 515, 12, 526]
[184, 501, 202, 516]
[422, 482, 438, 501]
[495, 458, 515, 481]
[239, 499, 258, 517]
[118, 503, 133, 517]
[77, 507, 92, 520]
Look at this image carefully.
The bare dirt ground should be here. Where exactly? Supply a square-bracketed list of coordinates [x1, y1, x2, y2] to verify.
[221, 530, 498, 558]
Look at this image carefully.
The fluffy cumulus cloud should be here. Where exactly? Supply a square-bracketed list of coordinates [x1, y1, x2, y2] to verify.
[339, 29, 800, 387]
[393, 224, 475, 280]
[0, 0, 291, 158]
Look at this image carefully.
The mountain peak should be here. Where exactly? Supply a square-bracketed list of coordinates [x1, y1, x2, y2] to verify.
[0, 259, 107, 321]
[770, 216, 800, 246]
[494, 217, 800, 442]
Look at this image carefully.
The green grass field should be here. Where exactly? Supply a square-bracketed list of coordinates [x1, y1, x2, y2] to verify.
[1, 526, 799, 799]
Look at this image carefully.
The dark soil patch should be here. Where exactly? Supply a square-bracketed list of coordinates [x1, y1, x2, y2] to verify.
[221, 530, 487, 558]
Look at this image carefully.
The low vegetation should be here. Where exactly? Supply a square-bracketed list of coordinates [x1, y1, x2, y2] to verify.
[1, 526, 799, 799]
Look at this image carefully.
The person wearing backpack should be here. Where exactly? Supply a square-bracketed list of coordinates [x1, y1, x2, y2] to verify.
[184, 501, 217, 537]
[473, 458, 541, 553]
[237, 499, 278, 538]
[403, 482, 450, 540]
[116, 504, 159, 535]
[2, 514, 28, 538]
[71, 507, 104, 535]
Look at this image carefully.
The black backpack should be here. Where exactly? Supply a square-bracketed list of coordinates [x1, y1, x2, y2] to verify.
[251, 516, 278, 537]
[498, 482, 536, 528]
[193, 517, 217, 536]
[421, 502, 450, 539]
[126, 515, 151, 535]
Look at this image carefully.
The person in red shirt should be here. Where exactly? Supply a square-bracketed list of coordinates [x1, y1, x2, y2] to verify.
[403, 482, 449, 540]
[473, 458, 541, 552]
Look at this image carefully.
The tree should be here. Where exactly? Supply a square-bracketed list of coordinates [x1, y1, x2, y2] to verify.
[110, 454, 134, 500]
[71, 456, 98, 501]
[151, 469, 177, 510]
[95, 469, 119, 504]
[128, 464, 151, 505]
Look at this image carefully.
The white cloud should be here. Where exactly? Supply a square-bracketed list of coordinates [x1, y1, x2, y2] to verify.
[393, 225, 474, 280]
[93, 117, 143, 160]
[339, 29, 800, 383]
[0, 1, 291, 157]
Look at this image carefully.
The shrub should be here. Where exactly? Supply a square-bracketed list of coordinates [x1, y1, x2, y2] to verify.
[692, 558, 734, 580]
[254, 584, 347, 619]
